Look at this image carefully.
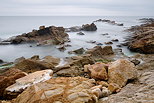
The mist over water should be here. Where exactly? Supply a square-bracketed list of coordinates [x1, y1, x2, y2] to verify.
[0, 16, 151, 62]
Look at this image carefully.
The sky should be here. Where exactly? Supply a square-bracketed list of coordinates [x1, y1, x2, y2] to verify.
[0, 0, 154, 16]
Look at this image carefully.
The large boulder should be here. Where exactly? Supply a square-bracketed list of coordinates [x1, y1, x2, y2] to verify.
[84, 62, 108, 80]
[86, 46, 114, 57]
[0, 68, 27, 99]
[82, 23, 97, 31]
[4, 70, 53, 100]
[12, 77, 98, 103]
[8, 26, 69, 45]
[108, 59, 137, 87]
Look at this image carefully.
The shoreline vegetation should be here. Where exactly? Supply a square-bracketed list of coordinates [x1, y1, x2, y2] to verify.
[0, 18, 154, 103]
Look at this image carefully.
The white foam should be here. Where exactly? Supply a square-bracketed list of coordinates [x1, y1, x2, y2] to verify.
[55, 58, 67, 67]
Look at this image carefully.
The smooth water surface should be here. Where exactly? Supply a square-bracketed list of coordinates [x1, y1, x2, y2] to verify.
[0, 16, 151, 62]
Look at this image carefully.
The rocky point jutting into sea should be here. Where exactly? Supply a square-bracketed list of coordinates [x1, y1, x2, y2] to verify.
[0, 18, 154, 103]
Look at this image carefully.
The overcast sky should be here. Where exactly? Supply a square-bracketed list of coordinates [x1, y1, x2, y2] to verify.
[0, 0, 154, 16]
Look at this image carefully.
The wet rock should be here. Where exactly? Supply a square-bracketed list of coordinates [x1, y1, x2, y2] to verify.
[65, 26, 82, 32]
[94, 19, 124, 26]
[39, 26, 45, 30]
[8, 26, 69, 45]
[84, 62, 108, 80]
[57, 45, 66, 51]
[96, 43, 103, 46]
[0, 68, 27, 99]
[68, 48, 85, 55]
[116, 44, 122, 47]
[108, 59, 137, 87]
[86, 46, 114, 57]
[0, 42, 11, 45]
[0, 59, 3, 64]
[86, 40, 96, 44]
[82, 23, 97, 31]
[105, 41, 113, 45]
[117, 23, 124, 26]
[30, 55, 40, 60]
[101, 33, 109, 36]
[12, 77, 98, 103]
[4, 70, 53, 99]
[111, 39, 119, 42]
[14, 57, 25, 64]
[77, 32, 85, 35]
[64, 44, 72, 47]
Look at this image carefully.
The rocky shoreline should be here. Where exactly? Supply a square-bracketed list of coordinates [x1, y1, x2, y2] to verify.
[125, 18, 154, 54]
[0, 18, 154, 103]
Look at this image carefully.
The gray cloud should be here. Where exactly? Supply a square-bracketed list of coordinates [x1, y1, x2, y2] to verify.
[0, 0, 153, 16]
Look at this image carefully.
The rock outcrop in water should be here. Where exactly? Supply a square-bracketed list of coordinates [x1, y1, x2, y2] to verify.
[82, 23, 97, 31]
[126, 19, 154, 54]
[65, 23, 97, 32]
[94, 19, 123, 26]
[5, 26, 69, 45]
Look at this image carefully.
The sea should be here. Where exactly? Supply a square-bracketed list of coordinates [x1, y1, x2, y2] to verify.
[0, 16, 152, 62]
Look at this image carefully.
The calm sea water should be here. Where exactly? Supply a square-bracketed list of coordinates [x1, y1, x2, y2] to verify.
[0, 16, 152, 62]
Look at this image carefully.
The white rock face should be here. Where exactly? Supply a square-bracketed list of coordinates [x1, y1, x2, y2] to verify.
[6, 69, 53, 92]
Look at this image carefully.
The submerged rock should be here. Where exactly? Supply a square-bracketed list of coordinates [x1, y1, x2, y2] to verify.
[65, 26, 82, 32]
[0, 68, 27, 99]
[12, 77, 98, 103]
[77, 32, 85, 35]
[86, 40, 96, 44]
[4, 70, 53, 99]
[57, 45, 66, 51]
[82, 23, 97, 31]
